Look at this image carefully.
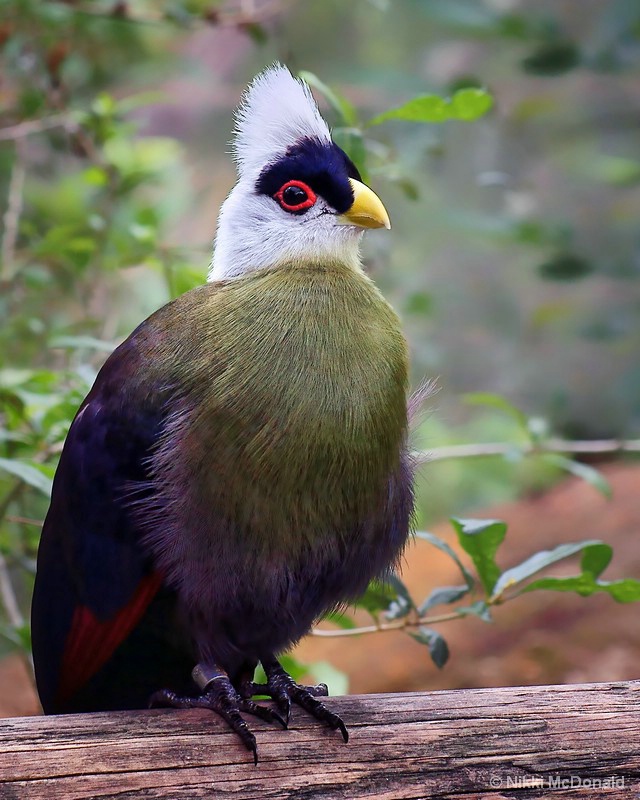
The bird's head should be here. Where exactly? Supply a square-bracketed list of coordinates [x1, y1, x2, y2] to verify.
[209, 64, 390, 280]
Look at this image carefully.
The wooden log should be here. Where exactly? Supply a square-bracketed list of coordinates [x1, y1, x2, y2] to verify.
[1, 680, 639, 799]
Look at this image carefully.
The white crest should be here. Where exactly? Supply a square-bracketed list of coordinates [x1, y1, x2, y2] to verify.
[233, 63, 331, 179]
[209, 64, 364, 281]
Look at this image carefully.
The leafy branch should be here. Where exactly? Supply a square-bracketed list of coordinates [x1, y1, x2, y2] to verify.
[312, 519, 640, 670]
[40, 0, 289, 31]
[298, 70, 494, 194]
[0, 114, 80, 143]
[411, 392, 639, 498]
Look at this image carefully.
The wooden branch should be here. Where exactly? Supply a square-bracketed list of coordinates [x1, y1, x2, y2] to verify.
[0, 141, 25, 281]
[1, 681, 639, 798]
[414, 437, 640, 464]
[0, 114, 77, 142]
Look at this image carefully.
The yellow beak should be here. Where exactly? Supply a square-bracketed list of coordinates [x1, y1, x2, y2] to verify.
[339, 178, 391, 230]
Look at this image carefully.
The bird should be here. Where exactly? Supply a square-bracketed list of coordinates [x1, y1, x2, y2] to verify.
[31, 64, 416, 762]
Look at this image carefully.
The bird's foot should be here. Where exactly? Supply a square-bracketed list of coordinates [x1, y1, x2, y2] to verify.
[149, 664, 286, 764]
[241, 658, 348, 742]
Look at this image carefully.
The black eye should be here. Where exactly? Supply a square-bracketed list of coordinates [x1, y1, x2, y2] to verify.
[274, 180, 317, 213]
[283, 185, 307, 205]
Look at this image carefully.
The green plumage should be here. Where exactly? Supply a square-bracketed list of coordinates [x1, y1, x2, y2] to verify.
[132, 261, 408, 566]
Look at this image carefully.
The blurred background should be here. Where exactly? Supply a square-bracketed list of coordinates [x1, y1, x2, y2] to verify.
[1, 0, 640, 715]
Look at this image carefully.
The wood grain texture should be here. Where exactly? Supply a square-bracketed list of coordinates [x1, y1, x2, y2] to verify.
[1, 681, 639, 799]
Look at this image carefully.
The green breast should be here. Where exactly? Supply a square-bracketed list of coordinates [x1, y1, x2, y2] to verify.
[141, 262, 409, 548]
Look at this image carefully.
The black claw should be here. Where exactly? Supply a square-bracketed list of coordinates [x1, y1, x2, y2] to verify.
[239, 698, 287, 729]
[150, 660, 347, 759]
[303, 682, 329, 697]
[148, 666, 289, 762]
[149, 688, 191, 709]
[271, 687, 291, 725]
[258, 658, 349, 742]
[271, 710, 288, 729]
[232, 721, 258, 764]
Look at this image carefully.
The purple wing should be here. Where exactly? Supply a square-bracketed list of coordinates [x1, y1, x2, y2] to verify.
[31, 337, 180, 712]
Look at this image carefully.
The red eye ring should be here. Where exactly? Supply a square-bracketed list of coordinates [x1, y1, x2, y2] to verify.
[274, 180, 317, 213]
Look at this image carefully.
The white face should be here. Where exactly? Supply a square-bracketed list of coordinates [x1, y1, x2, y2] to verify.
[209, 179, 364, 280]
[209, 64, 365, 281]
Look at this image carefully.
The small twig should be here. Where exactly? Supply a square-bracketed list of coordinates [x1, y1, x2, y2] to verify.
[312, 609, 469, 638]
[0, 550, 23, 631]
[0, 114, 78, 142]
[5, 516, 43, 527]
[0, 481, 26, 526]
[414, 437, 640, 464]
[1, 141, 26, 281]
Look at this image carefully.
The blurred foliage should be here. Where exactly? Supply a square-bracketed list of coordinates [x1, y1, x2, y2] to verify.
[1, 0, 640, 683]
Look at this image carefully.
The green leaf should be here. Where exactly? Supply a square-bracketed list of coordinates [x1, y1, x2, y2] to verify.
[581, 542, 612, 577]
[449, 88, 494, 120]
[418, 585, 469, 615]
[357, 580, 396, 616]
[491, 540, 605, 601]
[368, 88, 493, 126]
[463, 392, 529, 430]
[384, 573, 414, 620]
[523, 575, 640, 603]
[451, 518, 507, 596]
[357, 574, 413, 621]
[0, 625, 22, 650]
[392, 176, 420, 201]
[0, 457, 53, 497]
[331, 127, 368, 179]
[537, 252, 593, 281]
[369, 94, 450, 125]
[580, 154, 640, 187]
[521, 41, 581, 76]
[92, 92, 117, 117]
[410, 627, 449, 669]
[240, 22, 268, 44]
[13, 623, 31, 653]
[82, 166, 109, 187]
[416, 530, 475, 589]
[517, 541, 640, 603]
[543, 454, 612, 499]
[298, 71, 358, 127]
[404, 291, 433, 316]
[116, 91, 169, 115]
[456, 601, 493, 622]
[0, 369, 38, 389]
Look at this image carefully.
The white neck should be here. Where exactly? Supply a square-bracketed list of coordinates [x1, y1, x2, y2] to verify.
[208, 181, 364, 281]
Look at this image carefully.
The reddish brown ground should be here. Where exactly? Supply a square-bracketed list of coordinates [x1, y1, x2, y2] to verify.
[4, 461, 639, 717]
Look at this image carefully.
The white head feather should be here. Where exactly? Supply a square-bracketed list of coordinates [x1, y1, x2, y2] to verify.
[209, 64, 363, 281]
[233, 64, 331, 180]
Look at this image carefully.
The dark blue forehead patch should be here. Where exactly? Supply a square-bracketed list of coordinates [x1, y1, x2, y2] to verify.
[255, 136, 362, 214]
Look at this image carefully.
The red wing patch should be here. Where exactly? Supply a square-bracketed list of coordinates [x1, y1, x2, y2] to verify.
[56, 571, 164, 705]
